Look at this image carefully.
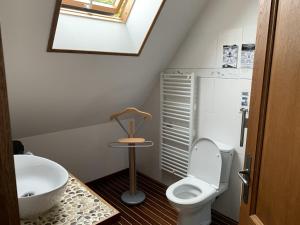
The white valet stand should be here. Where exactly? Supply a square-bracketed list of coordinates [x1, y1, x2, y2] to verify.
[109, 107, 153, 205]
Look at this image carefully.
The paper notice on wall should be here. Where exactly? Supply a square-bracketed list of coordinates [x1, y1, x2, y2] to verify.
[241, 44, 255, 68]
[222, 45, 238, 68]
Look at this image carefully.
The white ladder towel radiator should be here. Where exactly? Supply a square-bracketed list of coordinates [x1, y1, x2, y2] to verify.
[160, 72, 196, 178]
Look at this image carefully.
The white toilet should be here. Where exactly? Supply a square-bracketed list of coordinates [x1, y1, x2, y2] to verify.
[166, 138, 234, 225]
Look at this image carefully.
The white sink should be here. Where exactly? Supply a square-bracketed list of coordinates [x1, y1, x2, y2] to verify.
[14, 155, 69, 218]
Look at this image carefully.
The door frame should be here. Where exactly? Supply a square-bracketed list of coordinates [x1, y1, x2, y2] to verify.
[239, 0, 279, 224]
[0, 27, 20, 225]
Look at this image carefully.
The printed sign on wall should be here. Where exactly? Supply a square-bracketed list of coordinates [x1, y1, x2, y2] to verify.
[222, 45, 238, 68]
[241, 44, 255, 68]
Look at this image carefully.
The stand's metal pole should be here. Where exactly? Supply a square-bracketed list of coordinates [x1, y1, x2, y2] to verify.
[129, 144, 136, 194]
[121, 120, 145, 205]
[129, 119, 136, 195]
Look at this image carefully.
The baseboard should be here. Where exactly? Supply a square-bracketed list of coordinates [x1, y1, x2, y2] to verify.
[211, 209, 238, 225]
[86, 168, 129, 186]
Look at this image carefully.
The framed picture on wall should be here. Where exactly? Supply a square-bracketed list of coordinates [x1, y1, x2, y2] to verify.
[222, 45, 238, 68]
[241, 44, 255, 68]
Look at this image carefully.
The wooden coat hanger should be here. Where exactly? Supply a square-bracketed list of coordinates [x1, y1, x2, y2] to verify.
[110, 107, 152, 121]
[110, 107, 152, 141]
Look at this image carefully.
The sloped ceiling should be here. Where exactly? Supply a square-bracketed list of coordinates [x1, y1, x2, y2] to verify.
[0, 0, 207, 138]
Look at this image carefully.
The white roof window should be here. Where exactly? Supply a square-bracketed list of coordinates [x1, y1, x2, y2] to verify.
[48, 0, 165, 55]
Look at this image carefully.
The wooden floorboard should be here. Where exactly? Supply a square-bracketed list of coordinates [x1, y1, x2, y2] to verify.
[87, 169, 238, 225]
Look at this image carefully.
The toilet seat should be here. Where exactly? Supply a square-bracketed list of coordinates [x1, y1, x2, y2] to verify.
[188, 138, 222, 189]
[166, 176, 216, 205]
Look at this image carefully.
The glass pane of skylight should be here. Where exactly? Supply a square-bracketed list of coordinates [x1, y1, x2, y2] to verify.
[70, 0, 116, 6]
[93, 0, 116, 6]
[73, 0, 90, 3]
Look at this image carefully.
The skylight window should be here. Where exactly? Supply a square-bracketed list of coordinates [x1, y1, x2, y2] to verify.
[61, 0, 135, 23]
[48, 0, 166, 55]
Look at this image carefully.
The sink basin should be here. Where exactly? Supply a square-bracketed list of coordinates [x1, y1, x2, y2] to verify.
[14, 155, 69, 218]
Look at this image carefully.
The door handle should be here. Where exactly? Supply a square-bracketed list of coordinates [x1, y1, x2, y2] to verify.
[238, 154, 251, 204]
[238, 169, 249, 185]
[240, 108, 248, 147]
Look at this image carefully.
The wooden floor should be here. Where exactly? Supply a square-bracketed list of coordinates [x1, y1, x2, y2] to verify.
[87, 170, 237, 225]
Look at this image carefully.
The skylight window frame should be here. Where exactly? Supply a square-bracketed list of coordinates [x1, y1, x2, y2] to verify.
[62, 0, 123, 14]
[60, 0, 135, 23]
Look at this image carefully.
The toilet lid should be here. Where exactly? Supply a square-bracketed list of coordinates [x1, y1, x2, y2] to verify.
[188, 138, 222, 189]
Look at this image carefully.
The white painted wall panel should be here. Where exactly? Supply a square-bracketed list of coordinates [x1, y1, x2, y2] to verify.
[197, 78, 252, 219]
[20, 121, 128, 183]
[54, 14, 134, 52]
[127, 0, 163, 50]
[169, 0, 258, 69]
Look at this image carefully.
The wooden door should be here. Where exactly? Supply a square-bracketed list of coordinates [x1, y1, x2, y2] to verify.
[239, 0, 300, 224]
[0, 27, 20, 224]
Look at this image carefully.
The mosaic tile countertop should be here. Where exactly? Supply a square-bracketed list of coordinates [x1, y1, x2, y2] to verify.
[21, 175, 119, 225]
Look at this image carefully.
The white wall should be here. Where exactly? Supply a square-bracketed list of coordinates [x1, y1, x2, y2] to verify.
[139, 0, 259, 221]
[137, 81, 161, 180]
[196, 76, 251, 220]
[0, 0, 208, 138]
[169, 0, 258, 69]
[123, 0, 164, 51]
[54, 14, 134, 53]
[20, 121, 129, 183]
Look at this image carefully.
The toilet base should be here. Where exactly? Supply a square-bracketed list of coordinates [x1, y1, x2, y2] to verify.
[177, 202, 212, 225]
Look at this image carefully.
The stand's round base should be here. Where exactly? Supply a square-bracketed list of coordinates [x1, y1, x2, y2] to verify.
[121, 191, 145, 205]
